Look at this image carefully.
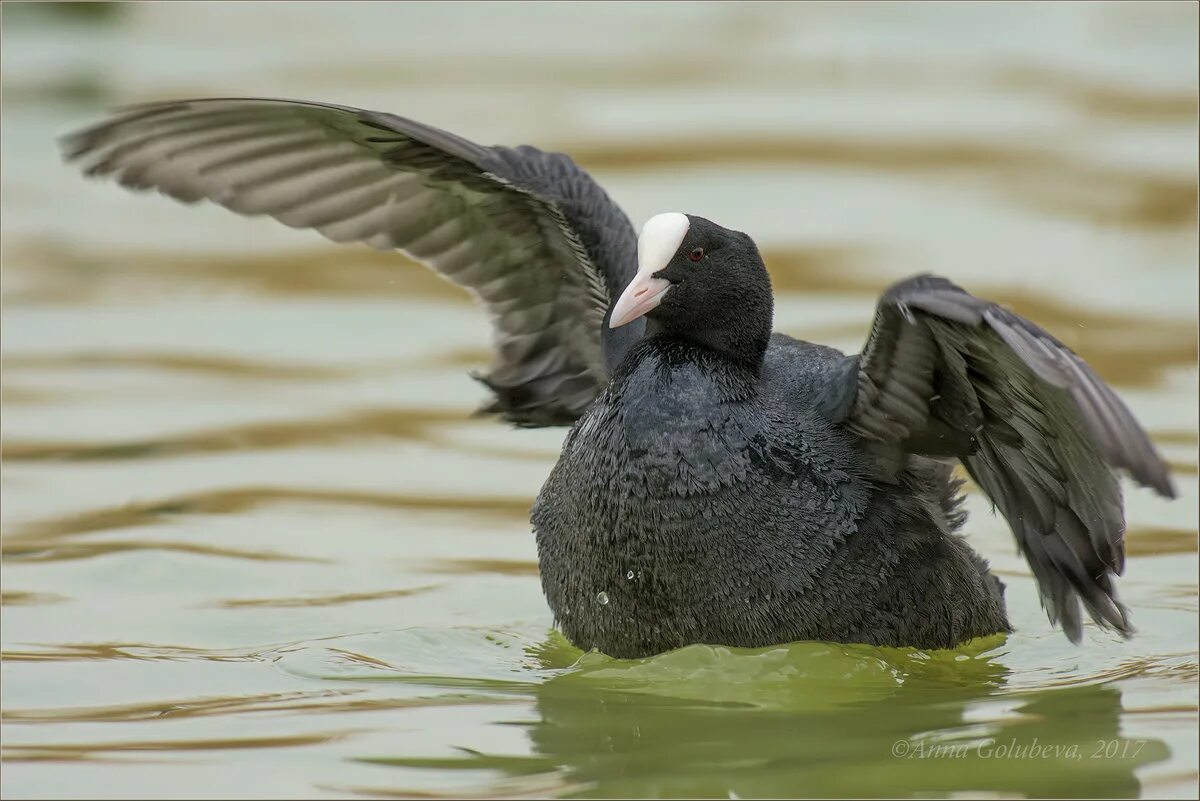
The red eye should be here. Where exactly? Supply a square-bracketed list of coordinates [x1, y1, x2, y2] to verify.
[688, 247, 705, 262]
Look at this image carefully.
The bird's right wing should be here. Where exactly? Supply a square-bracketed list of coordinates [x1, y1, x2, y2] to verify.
[60, 97, 641, 426]
[822, 274, 1174, 642]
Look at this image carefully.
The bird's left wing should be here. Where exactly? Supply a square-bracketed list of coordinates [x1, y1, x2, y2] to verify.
[822, 274, 1174, 642]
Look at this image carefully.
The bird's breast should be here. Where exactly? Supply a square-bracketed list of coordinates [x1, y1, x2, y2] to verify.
[579, 360, 762, 499]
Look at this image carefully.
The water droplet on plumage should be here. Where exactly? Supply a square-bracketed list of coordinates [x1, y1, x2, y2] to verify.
[626, 570, 635, 580]
[596, 591, 610, 605]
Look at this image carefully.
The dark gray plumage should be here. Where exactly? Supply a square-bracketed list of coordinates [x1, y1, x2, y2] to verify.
[61, 97, 641, 425]
[60, 99, 1175, 656]
[828, 276, 1173, 642]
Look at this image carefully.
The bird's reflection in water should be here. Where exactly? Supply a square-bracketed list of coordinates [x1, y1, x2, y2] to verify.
[356, 636, 1170, 798]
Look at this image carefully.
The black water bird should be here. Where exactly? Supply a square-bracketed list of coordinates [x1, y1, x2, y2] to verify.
[61, 98, 1176, 657]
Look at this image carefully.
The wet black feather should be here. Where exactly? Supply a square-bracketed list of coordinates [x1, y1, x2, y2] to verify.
[61, 103, 1174, 655]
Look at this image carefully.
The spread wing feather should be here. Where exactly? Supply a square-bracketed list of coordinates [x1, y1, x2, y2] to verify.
[838, 274, 1174, 642]
[61, 97, 639, 425]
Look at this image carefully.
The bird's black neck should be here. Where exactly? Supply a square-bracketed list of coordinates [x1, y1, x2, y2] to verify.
[644, 319, 769, 377]
[619, 331, 763, 403]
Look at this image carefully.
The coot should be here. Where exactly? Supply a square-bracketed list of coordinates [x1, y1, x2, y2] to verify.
[61, 98, 1175, 657]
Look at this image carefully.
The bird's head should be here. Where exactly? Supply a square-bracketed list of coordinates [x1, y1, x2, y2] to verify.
[609, 213, 774, 367]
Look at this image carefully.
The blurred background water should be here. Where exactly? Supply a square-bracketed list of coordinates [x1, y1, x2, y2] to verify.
[1, 1, 1197, 798]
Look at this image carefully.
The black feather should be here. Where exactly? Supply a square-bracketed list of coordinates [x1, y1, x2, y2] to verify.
[840, 274, 1171, 643]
